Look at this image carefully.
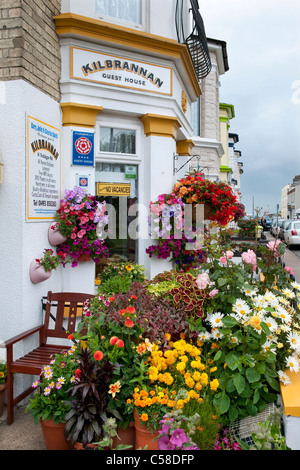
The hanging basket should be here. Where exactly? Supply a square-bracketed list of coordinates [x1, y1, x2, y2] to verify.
[48, 223, 67, 246]
[29, 259, 52, 284]
[191, 203, 214, 224]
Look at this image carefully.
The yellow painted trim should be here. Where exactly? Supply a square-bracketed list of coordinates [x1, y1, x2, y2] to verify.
[140, 114, 181, 139]
[60, 102, 103, 127]
[54, 13, 201, 99]
[280, 370, 300, 417]
[176, 139, 195, 155]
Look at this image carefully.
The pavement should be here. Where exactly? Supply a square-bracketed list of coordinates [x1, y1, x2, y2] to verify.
[0, 232, 300, 451]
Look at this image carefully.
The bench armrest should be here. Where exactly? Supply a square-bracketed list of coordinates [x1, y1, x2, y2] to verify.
[3, 325, 44, 348]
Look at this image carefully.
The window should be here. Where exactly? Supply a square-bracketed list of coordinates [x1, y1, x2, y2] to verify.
[96, 0, 142, 25]
[100, 127, 136, 154]
[191, 97, 201, 136]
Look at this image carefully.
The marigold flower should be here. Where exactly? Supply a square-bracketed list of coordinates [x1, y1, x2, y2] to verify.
[140, 413, 148, 422]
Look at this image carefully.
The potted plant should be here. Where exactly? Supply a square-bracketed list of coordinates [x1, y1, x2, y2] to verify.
[64, 347, 121, 449]
[25, 345, 79, 450]
[0, 360, 7, 417]
[172, 171, 238, 226]
[29, 248, 66, 284]
[53, 186, 109, 267]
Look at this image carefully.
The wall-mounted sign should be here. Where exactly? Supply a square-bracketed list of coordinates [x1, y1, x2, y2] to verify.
[26, 115, 61, 221]
[72, 131, 94, 166]
[71, 47, 173, 96]
[125, 165, 137, 179]
[97, 182, 131, 197]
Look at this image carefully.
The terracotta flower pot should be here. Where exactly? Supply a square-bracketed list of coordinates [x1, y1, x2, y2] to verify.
[112, 422, 135, 449]
[29, 259, 52, 284]
[73, 441, 98, 450]
[77, 253, 91, 262]
[48, 223, 67, 246]
[0, 382, 7, 417]
[40, 418, 72, 450]
[134, 410, 159, 450]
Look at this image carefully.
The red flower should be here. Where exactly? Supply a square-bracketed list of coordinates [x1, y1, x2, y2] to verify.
[94, 350, 104, 361]
[131, 295, 138, 300]
[119, 309, 126, 316]
[116, 339, 124, 348]
[110, 336, 119, 346]
[67, 334, 74, 340]
[126, 306, 135, 314]
[109, 296, 115, 302]
[125, 319, 134, 328]
[75, 368, 81, 378]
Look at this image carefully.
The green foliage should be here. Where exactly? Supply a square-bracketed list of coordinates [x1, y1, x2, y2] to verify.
[236, 408, 290, 450]
[98, 274, 133, 295]
[237, 219, 257, 237]
[182, 398, 220, 450]
[25, 347, 78, 424]
[0, 360, 6, 384]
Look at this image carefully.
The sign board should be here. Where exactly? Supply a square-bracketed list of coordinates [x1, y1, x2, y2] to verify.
[96, 182, 131, 197]
[71, 46, 173, 96]
[26, 115, 61, 221]
[125, 165, 137, 179]
[72, 131, 94, 166]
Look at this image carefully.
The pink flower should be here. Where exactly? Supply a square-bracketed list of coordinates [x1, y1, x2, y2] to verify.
[209, 288, 219, 298]
[170, 428, 189, 447]
[241, 249, 257, 266]
[77, 229, 86, 238]
[220, 256, 227, 264]
[196, 272, 211, 290]
[285, 266, 294, 275]
[225, 250, 234, 259]
[158, 435, 176, 450]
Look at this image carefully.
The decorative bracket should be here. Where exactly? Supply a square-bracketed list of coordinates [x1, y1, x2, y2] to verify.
[173, 153, 201, 175]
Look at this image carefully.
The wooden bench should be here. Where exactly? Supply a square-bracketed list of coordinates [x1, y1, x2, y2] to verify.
[3, 291, 94, 425]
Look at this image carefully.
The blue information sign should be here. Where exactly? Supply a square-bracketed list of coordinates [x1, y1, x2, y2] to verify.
[72, 131, 94, 166]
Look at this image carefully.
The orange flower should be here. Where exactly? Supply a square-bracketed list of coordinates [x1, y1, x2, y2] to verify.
[140, 413, 148, 422]
[109, 296, 115, 302]
[116, 339, 124, 348]
[125, 319, 134, 328]
[67, 334, 74, 340]
[110, 336, 119, 345]
[126, 306, 136, 314]
[94, 350, 103, 361]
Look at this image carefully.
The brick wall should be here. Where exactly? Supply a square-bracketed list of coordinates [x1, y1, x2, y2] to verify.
[0, 0, 61, 101]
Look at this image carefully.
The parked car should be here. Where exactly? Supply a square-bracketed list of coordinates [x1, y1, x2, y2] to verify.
[284, 220, 300, 248]
[279, 219, 290, 240]
[271, 219, 285, 237]
[263, 217, 272, 231]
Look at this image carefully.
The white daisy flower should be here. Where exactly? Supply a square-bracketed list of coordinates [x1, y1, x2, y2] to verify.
[206, 312, 224, 328]
[291, 281, 300, 291]
[198, 331, 212, 341]
[287, 332, 300, 351]
[286, 355, 300, 373]
[230, 336, 239, 345]
[252, 295, 267, 308]
[278, 370, 292, 385]
[277, 308, 292, 324]
[282, 288, 295, 299]
[264, 317, 278, 332]
[262, 339, 273, 352]
[211, 329, 223, 340]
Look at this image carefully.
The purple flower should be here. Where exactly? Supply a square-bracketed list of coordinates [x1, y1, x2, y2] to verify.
[170, 428, 189, 447]
[158, 435, 176, 450]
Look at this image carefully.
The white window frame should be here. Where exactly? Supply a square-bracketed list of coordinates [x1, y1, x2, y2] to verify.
[95, 0, 147, 31]
[95, 118, 142, 164]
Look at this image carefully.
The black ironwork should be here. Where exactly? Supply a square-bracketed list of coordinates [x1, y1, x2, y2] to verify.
[175, 0, 212, 80]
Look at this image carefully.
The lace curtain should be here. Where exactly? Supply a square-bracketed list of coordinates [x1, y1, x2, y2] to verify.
[96, 0, 141, 24]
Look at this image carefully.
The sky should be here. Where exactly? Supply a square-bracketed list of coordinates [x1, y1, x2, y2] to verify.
[199, 0, 300, 216]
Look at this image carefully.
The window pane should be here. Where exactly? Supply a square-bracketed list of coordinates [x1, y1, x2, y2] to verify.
[100, 127, 136, 154]
[191, 98, 200, 136]
[96, 0, 141, 24]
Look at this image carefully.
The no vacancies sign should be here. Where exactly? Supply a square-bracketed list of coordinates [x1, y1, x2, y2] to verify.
[71, 47, 173, 96]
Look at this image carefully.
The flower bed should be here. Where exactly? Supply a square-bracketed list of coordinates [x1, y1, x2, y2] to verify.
[26, 225, 299, 450]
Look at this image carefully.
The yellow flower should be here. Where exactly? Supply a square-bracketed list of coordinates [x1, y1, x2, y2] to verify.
[185, 377, 195, 388]
[250, 315, 261, 330]
[195, 382, 203, 391]
[125, 264, 133, 271]
[200, 373, 208, 386]
[192, 371, 201, 381]
[165, 333, 171, 341]
[210, 379, 219, 392]
[176, 362, 186, 372]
